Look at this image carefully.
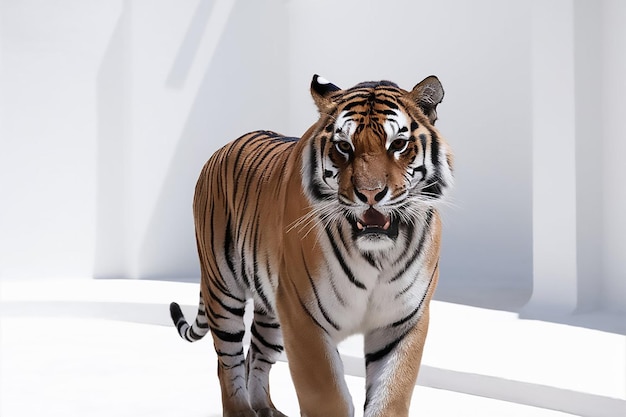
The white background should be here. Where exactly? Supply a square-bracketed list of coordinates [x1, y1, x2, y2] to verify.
[1, 0, 624, 315]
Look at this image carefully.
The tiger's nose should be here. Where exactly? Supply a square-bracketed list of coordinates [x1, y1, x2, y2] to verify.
[355, 186, 388, 205]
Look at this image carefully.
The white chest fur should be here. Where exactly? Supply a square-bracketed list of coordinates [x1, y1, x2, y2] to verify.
[310, 220, 435, 343]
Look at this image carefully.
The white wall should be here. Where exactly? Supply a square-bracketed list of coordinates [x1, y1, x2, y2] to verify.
[527, 0, 626, 315]
[574, 0, 604, 313]
[600, 0, 626, 312]
[0, 0, 624, 313]
[1, 1, 121, 279]
[1, 0, 289, 280]
[530, 0, 578, 314]
[287, 0, 534, 295]
[93, 0, 289, 280]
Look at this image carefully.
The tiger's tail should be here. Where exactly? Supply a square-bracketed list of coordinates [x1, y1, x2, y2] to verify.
[169, 293, 210, 342]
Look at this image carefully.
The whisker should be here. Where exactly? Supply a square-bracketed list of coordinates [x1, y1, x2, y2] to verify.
[286, 208, 317, 234]
[286, 200, 347, 240]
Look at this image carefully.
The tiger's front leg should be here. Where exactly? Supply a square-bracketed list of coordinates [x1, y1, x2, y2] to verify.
[276, 279, 355, 417]
[363, 306, 431, 417]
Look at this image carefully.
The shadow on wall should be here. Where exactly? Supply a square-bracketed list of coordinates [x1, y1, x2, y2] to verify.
[94, 0, 289, 281]
[137, 0, 289, 281]
[94, 0, 131, 280]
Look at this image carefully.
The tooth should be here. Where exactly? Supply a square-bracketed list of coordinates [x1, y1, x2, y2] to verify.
[383, 220, 390, 230]
[357, 222, 364, 230]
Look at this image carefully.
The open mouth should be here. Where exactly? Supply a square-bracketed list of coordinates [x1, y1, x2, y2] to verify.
[349, 208, 399, 238]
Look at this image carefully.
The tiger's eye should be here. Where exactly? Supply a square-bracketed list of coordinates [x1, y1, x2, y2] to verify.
[390, 139, 408, 152]
[335, 141, 352, 153]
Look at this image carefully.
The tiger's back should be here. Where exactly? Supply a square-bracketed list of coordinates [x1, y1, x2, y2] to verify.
[194, 131, 300, 309]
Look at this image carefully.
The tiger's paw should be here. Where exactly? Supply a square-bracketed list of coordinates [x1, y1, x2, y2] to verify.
[256, 408, 288, 417]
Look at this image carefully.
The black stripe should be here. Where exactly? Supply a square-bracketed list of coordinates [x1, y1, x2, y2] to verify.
[419, 133, 428, 175]
[197, 301, 206, 315]
[341, 99, 368, 112]
[250, 324, 284, 353]
[208, 273, 243, 304]
[222, 359, 246, 370]
[252, 219, 273, 313]
[374, 98, 399, 109]
[207, 286, 245, 317]
[248, 342, 277, 366]
[231, 131, 268, 193]
[218, 146, 230, 201]
[325, 226, 366, 290]
[249, 341, 261, 354]
[211, 328, 245, 344]
[393, 262, 439, 331]
[392, 304, 420, 328]
[195, 320, 209, 329]
[239, 223, 252, 289]
[339, 92, 371, 102]
[255, 321, 280, 329]
[216, 348, 244, 357]
[233, 134, 272, 216]
[241, 138, 278, 200]
[336, 224, 352, 253]
[175, 321, 187, 334]
[257, 357, 276, 365]
[205, 308, 219, 329]
[207, 303, 228, 320]
[234, 137, 275, 227]
[392, 218, 416, 267]
[389, 209, 433, 282]
[205, 199, 225, 289]
[363, 252, 378, 269]
[265, 259, 276, 302]
[303, 258, 341, 331]
[188, 326, 204, 340]
[297, 295, 329, 334]
[395, 277, 417, 300]
[371, 86, 402, 95]
[319, 135, 328, 178]
[273, 151, 292, 200]
[365, 336, 402, 367]
[281, 274, 329, 334]
[412, 165, 427, 181]
[422, 178, 443, 198]
[429, 130, 440, 166]
[221, 214, 244, 301]
[307, 138, 333, 201]
[422, 129, 445, 198]
[270, 135, 299, 143]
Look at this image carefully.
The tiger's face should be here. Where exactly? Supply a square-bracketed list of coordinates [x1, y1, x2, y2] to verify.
[302, 75, 453, 253]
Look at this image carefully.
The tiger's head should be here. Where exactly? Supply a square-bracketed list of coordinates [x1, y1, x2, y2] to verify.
[301, 74, 454, 253]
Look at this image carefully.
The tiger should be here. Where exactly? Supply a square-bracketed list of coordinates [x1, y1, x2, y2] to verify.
[169, 74, 453, 417]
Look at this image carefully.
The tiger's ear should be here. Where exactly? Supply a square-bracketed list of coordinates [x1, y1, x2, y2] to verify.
[409, 75, 444, 125]
[311, 74, 341, 113]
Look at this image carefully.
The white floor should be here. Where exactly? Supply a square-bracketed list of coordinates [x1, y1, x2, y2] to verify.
[1, 279, 624, 417]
